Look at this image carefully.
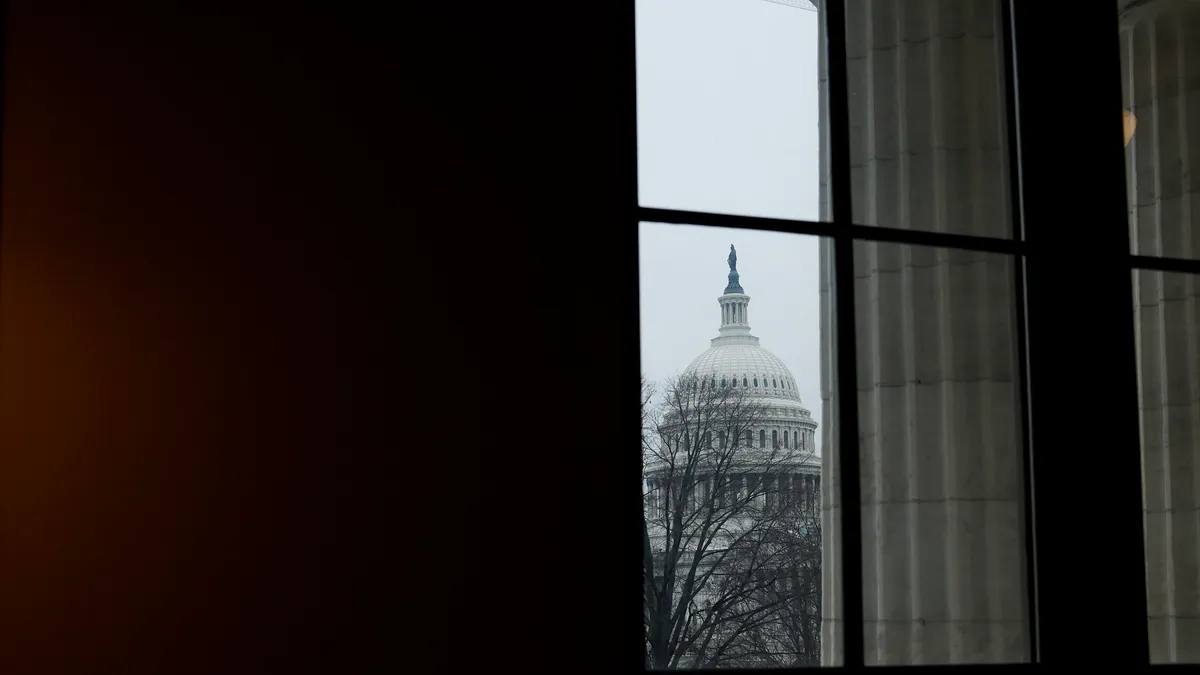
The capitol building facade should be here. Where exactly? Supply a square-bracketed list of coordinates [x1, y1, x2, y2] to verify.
[642, 248, 822, 668]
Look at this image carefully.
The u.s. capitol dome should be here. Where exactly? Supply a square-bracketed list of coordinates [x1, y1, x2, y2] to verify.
[679, 245, 818, 455]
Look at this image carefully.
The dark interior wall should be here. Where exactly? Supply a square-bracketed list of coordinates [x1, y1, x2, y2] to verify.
[0, 3, 630, 674]
[0, 6, 404, 673]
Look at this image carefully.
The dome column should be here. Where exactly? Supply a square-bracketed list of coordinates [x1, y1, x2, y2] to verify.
[717, 294, 751, 338]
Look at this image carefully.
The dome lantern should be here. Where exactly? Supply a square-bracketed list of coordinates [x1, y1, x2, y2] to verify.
[715, 244, 756, 347]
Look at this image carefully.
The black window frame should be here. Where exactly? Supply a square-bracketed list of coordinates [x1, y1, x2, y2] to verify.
[623, 0, 1200, 670]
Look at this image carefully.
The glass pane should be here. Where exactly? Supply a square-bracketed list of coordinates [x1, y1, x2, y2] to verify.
[844, 241, 1029, 664]
[1121, 3, 1200, 260]
[1135, 269, 1200, 663]
[830, 0, 1015, 238]
[638, 222, 831, 667]
[636, 0, 823, 222]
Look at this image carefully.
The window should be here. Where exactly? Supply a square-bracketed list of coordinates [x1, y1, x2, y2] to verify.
[772, 429, 778, 448]
[760, 429, 766, 449]
[634, 0, 1152, 670]
[1119, 11, 1200, 661]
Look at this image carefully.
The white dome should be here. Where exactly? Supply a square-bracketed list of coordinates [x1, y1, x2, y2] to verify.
[683, 343, 803, 404]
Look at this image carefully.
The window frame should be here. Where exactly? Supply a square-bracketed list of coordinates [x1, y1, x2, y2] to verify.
[624, 0, 1200, 670]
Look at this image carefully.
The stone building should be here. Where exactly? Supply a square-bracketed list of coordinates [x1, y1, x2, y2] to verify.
[812, 0, 1200, 665]
[643, 252, 821, 667]
[1120, 0, 1200, 662]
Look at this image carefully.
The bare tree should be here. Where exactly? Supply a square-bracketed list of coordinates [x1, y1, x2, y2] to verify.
[731, 508, 822, 667]
[642, 373, 821, 669]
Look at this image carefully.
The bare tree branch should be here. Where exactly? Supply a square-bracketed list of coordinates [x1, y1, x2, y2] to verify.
[642, 373, 821, 669]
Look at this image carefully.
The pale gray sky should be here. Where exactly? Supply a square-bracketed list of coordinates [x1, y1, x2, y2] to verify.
[636, 0, 823, 448]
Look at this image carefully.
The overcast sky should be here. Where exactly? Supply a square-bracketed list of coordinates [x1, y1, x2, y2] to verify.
[636, 0, 823, 448]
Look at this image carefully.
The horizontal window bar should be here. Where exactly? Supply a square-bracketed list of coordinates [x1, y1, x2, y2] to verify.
[638, 206, 1026, 256]
[641, 207, 1200, 275]
[1129, 254, 1200, 275]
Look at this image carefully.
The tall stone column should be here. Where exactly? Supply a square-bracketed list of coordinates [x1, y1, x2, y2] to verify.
[1121, 0, 1200, 662]
[817, 0, 1028, 664]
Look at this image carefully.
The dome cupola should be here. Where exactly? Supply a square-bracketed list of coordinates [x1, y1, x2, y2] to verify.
[681, 245, 806, 406]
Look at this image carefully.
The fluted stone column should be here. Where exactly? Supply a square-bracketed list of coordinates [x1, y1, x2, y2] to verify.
[1121, 0, 1200, 662]
[1122, 0, 1200, 261]
[817, 0, 1029, 665]
[1136, 268, 1200, 664]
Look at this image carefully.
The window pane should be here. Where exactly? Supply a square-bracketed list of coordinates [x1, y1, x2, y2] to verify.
[636, 0, 822, 222]
[1120, 3, 1200, 260]
[827, 0, 1015, 238]
[834, 241, 1029, 664]
[1135, 269, 1200, 663]
[639, 222, 828, 668]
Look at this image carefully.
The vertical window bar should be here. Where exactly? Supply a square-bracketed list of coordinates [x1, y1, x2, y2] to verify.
[1008, 0, 1149, 665]
[620, 0, 645, 669]
[1000, 0, 1040, 662]
[824, 0, 865, 667]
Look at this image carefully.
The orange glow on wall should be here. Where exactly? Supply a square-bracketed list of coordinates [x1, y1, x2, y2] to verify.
[1124, 109, 1137, 147]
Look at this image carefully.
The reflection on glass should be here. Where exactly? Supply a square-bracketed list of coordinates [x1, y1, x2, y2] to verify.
[1121, 3, 1200, 260]
[837, 240, 1029, 665]
[828, 0, 1014, 238]
[1135, 269, 1200, 663]
[639, 222, 826, 668]
[636, 0, 821, 221]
